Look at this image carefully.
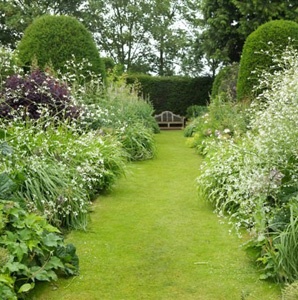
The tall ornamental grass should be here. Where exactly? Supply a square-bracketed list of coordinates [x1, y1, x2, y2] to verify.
[0, 49, 158, 298]
[0, 111, 126, 230]
[0, 59, 126, 230]
[197, 47, 298, 282]
[58, 59, 158, 161]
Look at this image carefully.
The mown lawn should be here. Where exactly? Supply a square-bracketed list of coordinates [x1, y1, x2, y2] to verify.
[31, 131, 281, 299]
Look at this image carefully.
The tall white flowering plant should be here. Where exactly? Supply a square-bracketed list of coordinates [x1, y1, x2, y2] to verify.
[197, 46, 298, 282]
[0, 55, 127, 230]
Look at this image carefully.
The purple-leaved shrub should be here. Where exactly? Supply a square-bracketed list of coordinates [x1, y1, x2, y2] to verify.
[0, 69, 80, 120]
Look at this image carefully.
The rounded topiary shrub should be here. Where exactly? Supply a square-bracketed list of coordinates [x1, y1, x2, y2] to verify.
[16, 15, 105, 80]
[211, 62, 239, 101]
[237, 20, 298, 101]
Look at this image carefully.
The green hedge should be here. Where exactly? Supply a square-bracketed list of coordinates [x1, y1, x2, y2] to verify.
[17, 15, 105, 79]
[237, 20, 298, 101]
[126, 75, 212, 116]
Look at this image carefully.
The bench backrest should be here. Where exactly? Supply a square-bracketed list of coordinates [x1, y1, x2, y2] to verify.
[155, 111, 184, 122]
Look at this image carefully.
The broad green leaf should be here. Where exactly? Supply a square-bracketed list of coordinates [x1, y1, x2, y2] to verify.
[13, 242, 28, 261]
[44, 256, 64, 270]
[33, 268, 57, 281]
[18, 228, 33, 241]
[0, 173, 17, 199]
[44, 223, 61, 233]
[18, 282, 34, 293]
[43, 233, 61, 248]
[27, 239, 39, 251]
[5, 261, 29, 273]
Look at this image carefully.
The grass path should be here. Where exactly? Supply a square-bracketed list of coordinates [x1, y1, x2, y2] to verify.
[32, 131, 281, 299]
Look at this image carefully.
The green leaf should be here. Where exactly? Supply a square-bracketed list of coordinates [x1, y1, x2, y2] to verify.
[56, 244, 79, 276]
[18, 228, 33, 241]
[0, 129, 10, 140]
[33, 268, 57, 281]
[0, 173, 17, 199]
[0, 142, 13, 156]
[43, 233, 61, 248]
[13, 242, 28, 261]
[27, 239, 39, 251]
[0, 274, 15, 287]
[44, 256, 64, 270]
[5, 261, 29, 273]
[18, 282, 34, 293]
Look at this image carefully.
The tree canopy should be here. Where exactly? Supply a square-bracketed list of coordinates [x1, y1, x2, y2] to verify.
[1, 0, 297, 77]
[194, 0, 298, 69]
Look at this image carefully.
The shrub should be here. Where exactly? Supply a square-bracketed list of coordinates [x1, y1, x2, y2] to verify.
[0, 114, 126, 229]
[198, 47, 298, 282]
[116, 123, 156, 161]
[211, 63, 239, 101]
[18, 157, 90, 230]
[0, 201, 79, 299]
[75, 79, 158, 160]
[71, 74, 159, 155]
[237, 20, 298, 101]
[184, 96, 249, 152]
[185, 105, 208, 120]
[0, 68, 79, 120]
[16, 15, 105, 79]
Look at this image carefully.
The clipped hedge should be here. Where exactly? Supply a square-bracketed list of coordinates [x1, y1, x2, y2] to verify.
[126, 75, 212, 116]
[16, 15, 105, 79]
[237, 20, 298, 101]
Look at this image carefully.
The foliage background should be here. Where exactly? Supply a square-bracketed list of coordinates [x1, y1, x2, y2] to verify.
[126, 75, 212, 115]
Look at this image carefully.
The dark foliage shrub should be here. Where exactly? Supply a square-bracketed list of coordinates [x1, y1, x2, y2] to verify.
[0, 69, 79, 119]
[211, 63, 239, 101]
[126, 75, 212, 116]
[237, 20, 298, 101]
[16, 15, 105, 79]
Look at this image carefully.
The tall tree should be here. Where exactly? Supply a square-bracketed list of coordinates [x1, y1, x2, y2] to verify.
[233, 0, 298, 36]
[81, 0, 188, 75]
[189, 0, 298, 70]
[0, 0, 84, 47]
[199, 0, 243, 64]
[147, 0, 188, 76]
[80, 0, 152, 73]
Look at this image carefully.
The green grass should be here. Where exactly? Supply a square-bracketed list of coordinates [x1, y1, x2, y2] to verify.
[30, 131, 281, 299]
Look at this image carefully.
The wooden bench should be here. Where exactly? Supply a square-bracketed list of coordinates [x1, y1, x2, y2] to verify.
[154, 111, 185, 130]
